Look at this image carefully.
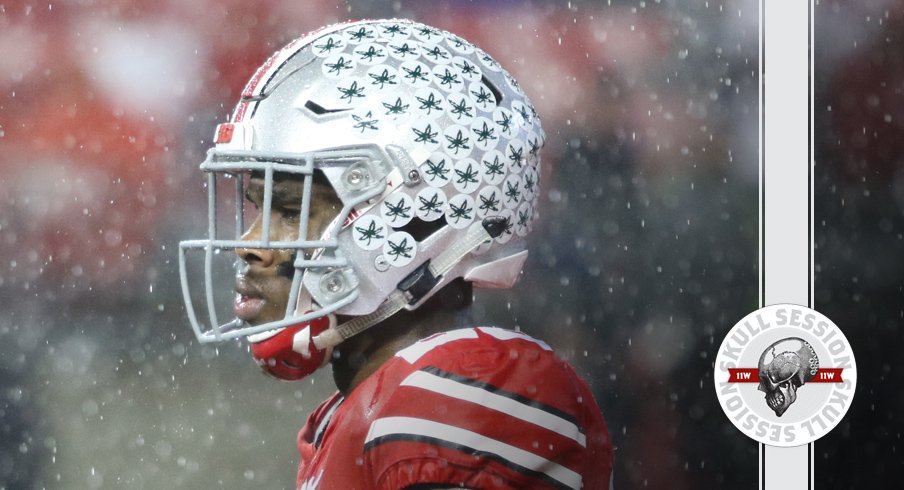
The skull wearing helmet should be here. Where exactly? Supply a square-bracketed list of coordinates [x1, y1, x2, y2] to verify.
[757, 337, 819, 417]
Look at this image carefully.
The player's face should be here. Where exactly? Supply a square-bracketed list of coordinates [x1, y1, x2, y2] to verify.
[233, 174, 341, 326]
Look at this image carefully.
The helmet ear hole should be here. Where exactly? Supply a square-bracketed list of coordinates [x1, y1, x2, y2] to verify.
[480, 75, 503, 105]
[395, 216, 447, 242]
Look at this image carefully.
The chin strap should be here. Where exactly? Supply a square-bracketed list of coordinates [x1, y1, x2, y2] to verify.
[313, 216, 508, 350]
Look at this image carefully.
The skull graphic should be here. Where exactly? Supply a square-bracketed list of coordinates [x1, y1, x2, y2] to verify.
[757, 337, 819, 417]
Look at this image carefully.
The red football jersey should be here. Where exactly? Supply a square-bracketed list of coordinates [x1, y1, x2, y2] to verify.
[296, 327, 613, 490]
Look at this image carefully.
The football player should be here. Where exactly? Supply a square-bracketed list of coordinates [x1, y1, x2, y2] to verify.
[179, 19, 612, 489]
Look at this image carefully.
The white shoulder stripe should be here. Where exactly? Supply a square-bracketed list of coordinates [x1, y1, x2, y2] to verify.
[477, 326, 552, 350]
[396, 327, 552, 363]
[395, 328, 478, 363]
[365, 416, 582, 490]
[401, 369, 586, 447]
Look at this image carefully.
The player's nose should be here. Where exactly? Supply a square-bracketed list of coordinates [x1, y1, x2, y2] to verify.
[236, 215, 276, 267]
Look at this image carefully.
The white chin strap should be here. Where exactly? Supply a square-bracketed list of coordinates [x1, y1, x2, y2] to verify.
[312, 217, 507, 351]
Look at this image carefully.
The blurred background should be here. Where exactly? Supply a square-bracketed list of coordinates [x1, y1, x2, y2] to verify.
[0, 0, 898, 488]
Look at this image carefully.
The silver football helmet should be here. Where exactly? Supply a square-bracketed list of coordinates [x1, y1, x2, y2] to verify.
[179, 19, 544, 349]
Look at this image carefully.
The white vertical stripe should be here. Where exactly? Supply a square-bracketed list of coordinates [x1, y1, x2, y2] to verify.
[763, 0, 810, 307]
[761, 0, 812, 488]
[365, 416, 582, 490]
[400, 369, 586, 447]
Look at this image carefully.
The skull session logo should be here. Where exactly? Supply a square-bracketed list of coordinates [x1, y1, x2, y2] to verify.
[714, 304, 857, 447]
[756, 337, 822, 417]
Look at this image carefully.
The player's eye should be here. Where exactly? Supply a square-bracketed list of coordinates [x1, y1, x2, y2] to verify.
[280, 210, 300, 223]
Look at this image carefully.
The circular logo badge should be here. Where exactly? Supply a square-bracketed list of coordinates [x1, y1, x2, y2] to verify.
[713, 304, 857, 447]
